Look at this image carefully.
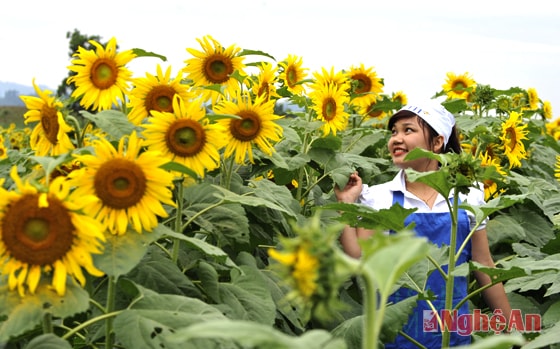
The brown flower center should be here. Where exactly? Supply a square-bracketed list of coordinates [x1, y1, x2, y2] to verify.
[145, 86, 176, 114]
[2, 194, 75, 265]
[322, 97, 337, 121]
[91, 58, 118, 90]
[166, 119, 206, 157]
[41, 105, 60, 145]
[505, 127, 518, 151]
[94, 158, 147, 209]
[203, 54, 233, 84]
[229, 111, 262, 142]
[351, 73, 372, 95]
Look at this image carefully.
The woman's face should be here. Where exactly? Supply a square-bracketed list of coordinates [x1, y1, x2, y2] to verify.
[388, 116, 443, 171]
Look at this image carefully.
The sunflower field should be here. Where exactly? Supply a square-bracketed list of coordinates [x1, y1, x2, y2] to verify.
[1, 34, 560, 349]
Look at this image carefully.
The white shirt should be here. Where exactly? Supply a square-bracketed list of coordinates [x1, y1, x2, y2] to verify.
[359, 169, 487, 231]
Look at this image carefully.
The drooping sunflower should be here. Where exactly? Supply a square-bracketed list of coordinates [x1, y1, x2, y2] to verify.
[128, 65, 194, 125]
[268, 243, 319, 299]
[183, 35, 246, 104]
[347, 63, 384, 108]
[480, 151, 508, 201]
[278, 54, 308, 95]
[0, 167, 105, 297]
[542, 101, 553, 120]
[442, 72, 476, 100]
[499, 111, 529, 168]
[309, 66, 350, 92]
[0, 136, 7, 160]
[69, 132, 176, 235]
[250, 62, 280, 102]
[67, 37, 136, 111]
[310, 83, 350, 136]
[546, 117, 560, 141]
[20, 79, 75, 156]
[142, 95, 226, 177]
[213, 93, 283, 164]
[526, 87, 539, 110]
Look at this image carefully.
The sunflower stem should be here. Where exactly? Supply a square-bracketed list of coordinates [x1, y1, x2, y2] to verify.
[222, 155, 235, 190]
[171, 178, 184, 263]
[42, 312, 53, 334]
[105, 275, 117, 349]
[441, 186, 460, 348]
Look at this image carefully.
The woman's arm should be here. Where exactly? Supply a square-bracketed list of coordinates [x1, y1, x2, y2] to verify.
[471, 228, 512, 322]
[339, 226, 374, 258]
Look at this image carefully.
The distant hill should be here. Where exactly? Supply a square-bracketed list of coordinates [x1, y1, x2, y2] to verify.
[0, 81, 54, 106]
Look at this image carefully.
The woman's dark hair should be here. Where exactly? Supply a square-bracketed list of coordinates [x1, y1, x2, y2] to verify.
[388, 111, 462, 154]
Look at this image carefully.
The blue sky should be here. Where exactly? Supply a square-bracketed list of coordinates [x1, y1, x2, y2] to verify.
[2, 0, 559, 115]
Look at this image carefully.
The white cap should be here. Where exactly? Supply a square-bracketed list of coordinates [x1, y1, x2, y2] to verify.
[393, 101, 455, 146]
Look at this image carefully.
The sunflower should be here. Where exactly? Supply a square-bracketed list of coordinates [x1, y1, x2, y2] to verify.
[526, 88, 539, 110]
[67, 37, 136, 111]
[360, 97, 387, 121]
[183, 35, 246, 104]
[499, 111, 529, 168]
[310, 83, 350, 136]
[213, 93, 283, 164]
[392, 91, 408, 107]
[278, 54, 308, 95]
[20, 79, 75, 156]
[542, 100, 553, 120]
[269, 243, 319, 299]
[480, 151, 507, 201]
[0, 136, 7, 160]
[546, 118, 560, 140]
[69, 132, 176, 235]
[442, 72, 476, 100]
[142, 95, 226, 177]
[250, 62, 280, 102]
[309, 66, 350, 92]
[347, 63, 384, 108]
[128, 65, 194, 125]
[0, 167, 105, 296]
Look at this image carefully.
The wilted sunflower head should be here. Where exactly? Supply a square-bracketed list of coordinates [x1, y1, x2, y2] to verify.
[0, 167, 105, 297]
[267, 214, 353, 322]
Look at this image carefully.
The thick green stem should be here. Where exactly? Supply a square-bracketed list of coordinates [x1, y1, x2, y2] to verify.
[105, 275, 117, 349]
[441, 186, 460, 348]
[42, 312, 53, 334]
[362, 273, 378, 349]
[171, 179, 184, 263]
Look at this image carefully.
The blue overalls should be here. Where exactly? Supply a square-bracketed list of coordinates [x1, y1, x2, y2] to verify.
[384, 191, 472, 348]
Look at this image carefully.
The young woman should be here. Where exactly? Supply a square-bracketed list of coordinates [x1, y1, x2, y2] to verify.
[335, 101, 512, 348]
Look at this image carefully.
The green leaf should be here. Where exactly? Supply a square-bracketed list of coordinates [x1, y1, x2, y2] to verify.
[113, 289, 228, 349]
[166, 319, 347, 349]
[155, 224, 230, 263]
[454, 332, 525, 348]
[80, 110, 138, 140]
[93, 227, 163, 277]
[361, 232, 430, 299]
[160, 161, 199, 179]
[214, 184, 297, 218]
[459, 194, 526, 226]
[325, 202, 417, 232]
[513, 320, 560, 349]
[131, 48, 167, 61]
[24, 334, 72, 349]
[126, 247, 201, 297]
[29, 152, 73, 179]
[0, 279, 89, 342]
